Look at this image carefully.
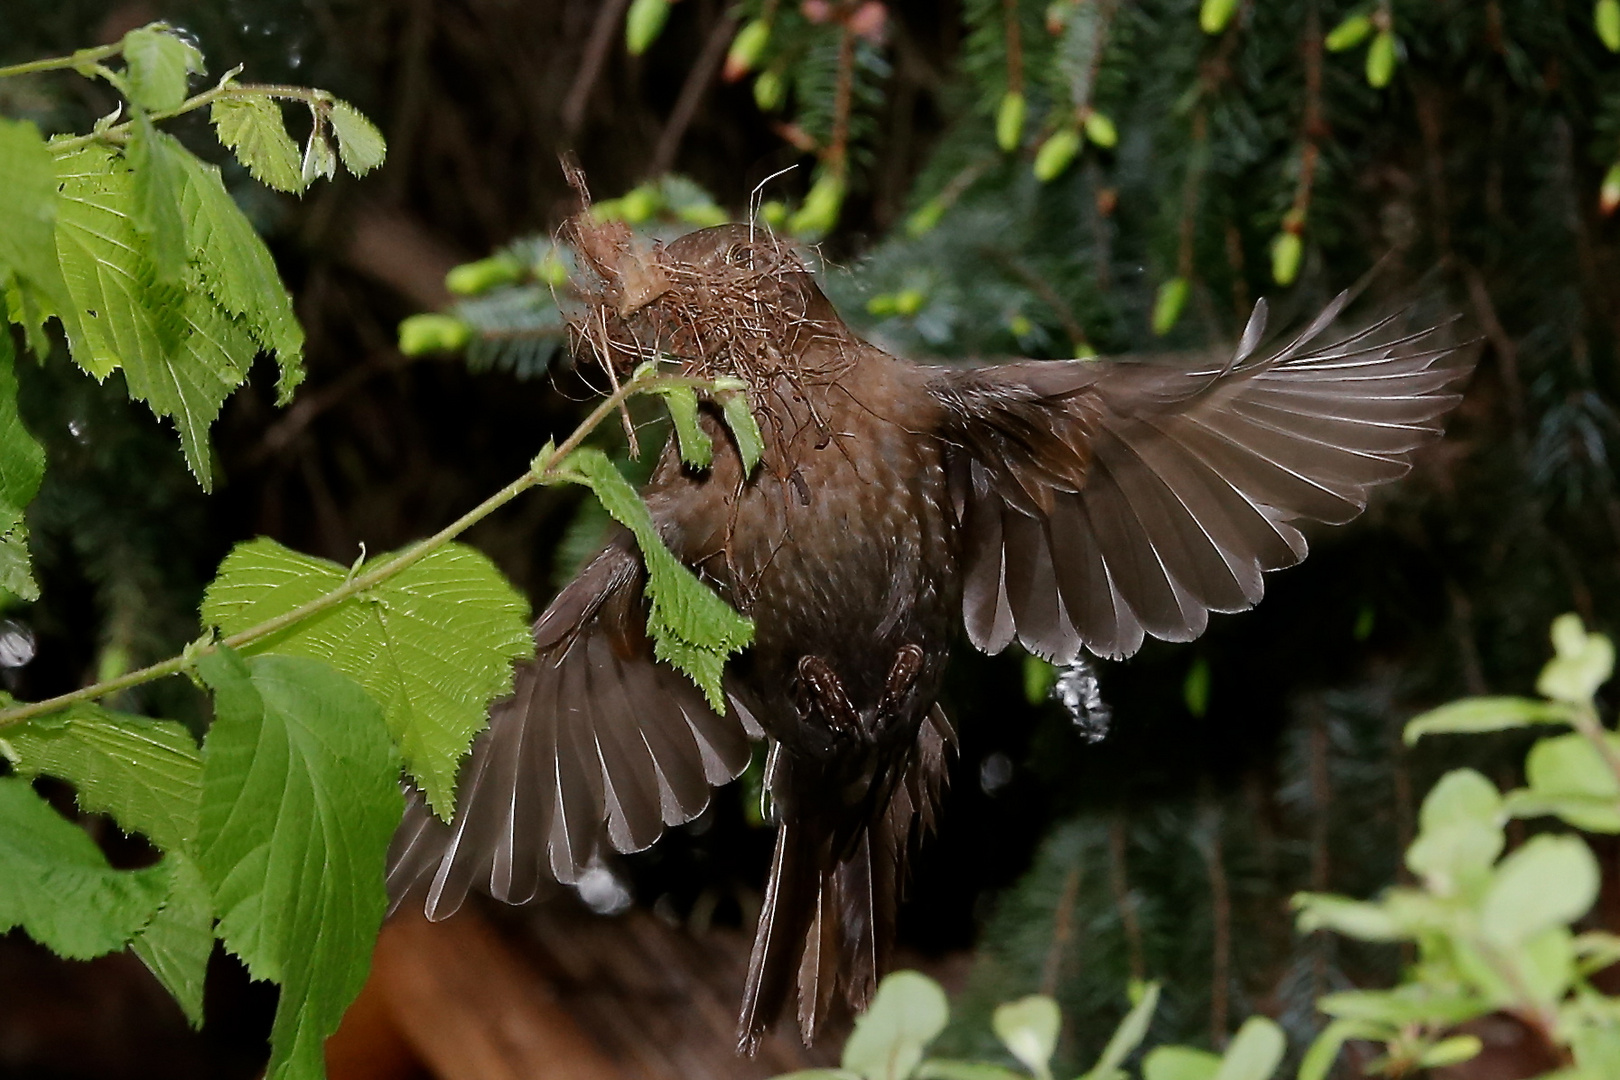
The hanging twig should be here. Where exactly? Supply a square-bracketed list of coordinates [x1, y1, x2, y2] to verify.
[1108, 814, 1146, 983]
[652, 13, 740, 175]
[563, 0, 633, 133]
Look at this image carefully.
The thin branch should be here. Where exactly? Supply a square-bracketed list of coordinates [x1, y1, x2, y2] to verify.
[651, 13, 739, 176]
[563, 0, 633, 134]
[0, 42, 122, 80]
[0, 371, 675, 731]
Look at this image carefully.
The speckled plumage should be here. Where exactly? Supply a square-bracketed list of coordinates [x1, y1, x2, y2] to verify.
[387, 223, 1474, 1053]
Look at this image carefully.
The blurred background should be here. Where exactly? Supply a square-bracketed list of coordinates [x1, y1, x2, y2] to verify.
[2, 1, 1619, 1078]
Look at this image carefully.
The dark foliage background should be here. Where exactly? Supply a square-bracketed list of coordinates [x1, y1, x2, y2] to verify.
[3, 1, 1619, 1077]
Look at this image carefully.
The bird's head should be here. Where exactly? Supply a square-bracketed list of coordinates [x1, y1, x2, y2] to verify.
[564, 214, 848, 387]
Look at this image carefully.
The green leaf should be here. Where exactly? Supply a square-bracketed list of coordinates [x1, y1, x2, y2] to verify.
[1538, 614, 1614, 704]
[720, 389, 764, 476]
[1480, 834, 1599, 946]
[1405, 768, 1504, 896]
[130, 852, 214, 1028]
[1404, 696, 1576, 744]
[1316, 987, 1484, 1027]
[0, 333, 45, 600]
[915, 1062, 1025, 1080]
[1296, 1020, 1386, 1080]
[1143, 1046, 1220, 1080]
[201, 538, 531, 821]
[555, 448, 753, 711]
[173, 151, 305, 401]
[1080, 982, 1160, 1080]
[1212, 1016, 1285, 1080]
[54, 144, 255, 488]
[996, 92, 1026, 153]
[328, 102, 388, 176]
[993, 995, 1059, 1079]
[121, 25, 204, 113]
[626, 0, 673, 54]
[1291, 893, 1407, 941]
[0, 118, 77, 352]
[1033, 128, 1081, 182]
[1512, 925, 1576, 1004]
[300, 130, 336, 186]
[1574, 930, 1620, 976]
[842, 970, 949, 1080]
[128, 115, 189, 284]
[0, 702, 200, 852]
[196, 649, 402, 1080]
[655, 384, 714, 469]
[211, 95, 305, 194]
[1518, 732, 1620, 832]
[1152, 277, 1190, 336]
[0, 775, 170, 959]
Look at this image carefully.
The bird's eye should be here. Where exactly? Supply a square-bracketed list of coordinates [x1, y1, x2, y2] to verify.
[723, 244, 751, 268]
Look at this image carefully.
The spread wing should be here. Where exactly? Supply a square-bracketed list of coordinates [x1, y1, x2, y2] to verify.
[387, 533, 756, 918]
[931, 296, 1474, 661]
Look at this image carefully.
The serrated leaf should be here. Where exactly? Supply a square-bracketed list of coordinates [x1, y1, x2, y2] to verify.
[328, 102, 387, 176]
[556, 448, 753, 711]
[841, 970, 949, 1080]
[201, 538, 530, 820]
[0, 333, 44, 600]
[128, 115, 189, 284]
[992, 995, 1059, 1078]
[130, 851, 213, 1028]
[0, 774, 170, 959]
[173, 151, 304, 401]
[197, 649, 401, 1080]
[1480, 834, 1599, 946]
[211, 95, 305, 194]
[121, 25, 203, 113]
[300, 130, 336, 185]
[0, 702, 200, 852]
[55, 144, 258, 488]
[721, 390, 764, 476]
[0, 118, 77, 349]
[1213, 1016, 1285, 1080]
[656, 384, 714, 468]
[1404, 696, 1576, 743]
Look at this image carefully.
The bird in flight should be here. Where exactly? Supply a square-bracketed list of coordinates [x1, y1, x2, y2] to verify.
[386, 215, 1472, 1052]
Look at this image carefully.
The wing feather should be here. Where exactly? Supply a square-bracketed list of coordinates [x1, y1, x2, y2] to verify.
[933, 298, 1473, 660]
[386, 535, 754, 917]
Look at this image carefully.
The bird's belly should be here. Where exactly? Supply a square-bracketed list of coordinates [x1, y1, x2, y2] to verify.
[728, 432, 960, 733]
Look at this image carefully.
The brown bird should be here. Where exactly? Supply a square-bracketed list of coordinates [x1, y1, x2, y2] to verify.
[386, 218, 1472, 1051]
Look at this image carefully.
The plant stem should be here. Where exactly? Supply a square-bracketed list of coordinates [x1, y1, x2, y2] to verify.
[0, 372, 656, 732]
[0, 43, 121, 80]
[48, 82, 337, 154]
[1569, 702, 1620, 792]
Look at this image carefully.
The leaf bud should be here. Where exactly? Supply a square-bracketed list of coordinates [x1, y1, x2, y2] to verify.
[1199, 0, 1239, 35]
[1151, 277, 1189, 336]
[1366, 30, 1397, 88]
[445, 255, 523, 296]
[625, 0, 672, 56]
[996, 91, 1026, 153]
[398, 313, 473, 355]
[1033, 127, 1082, 182]
[725, 19, 772, 81]
[1270, 230, 1303, 285]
